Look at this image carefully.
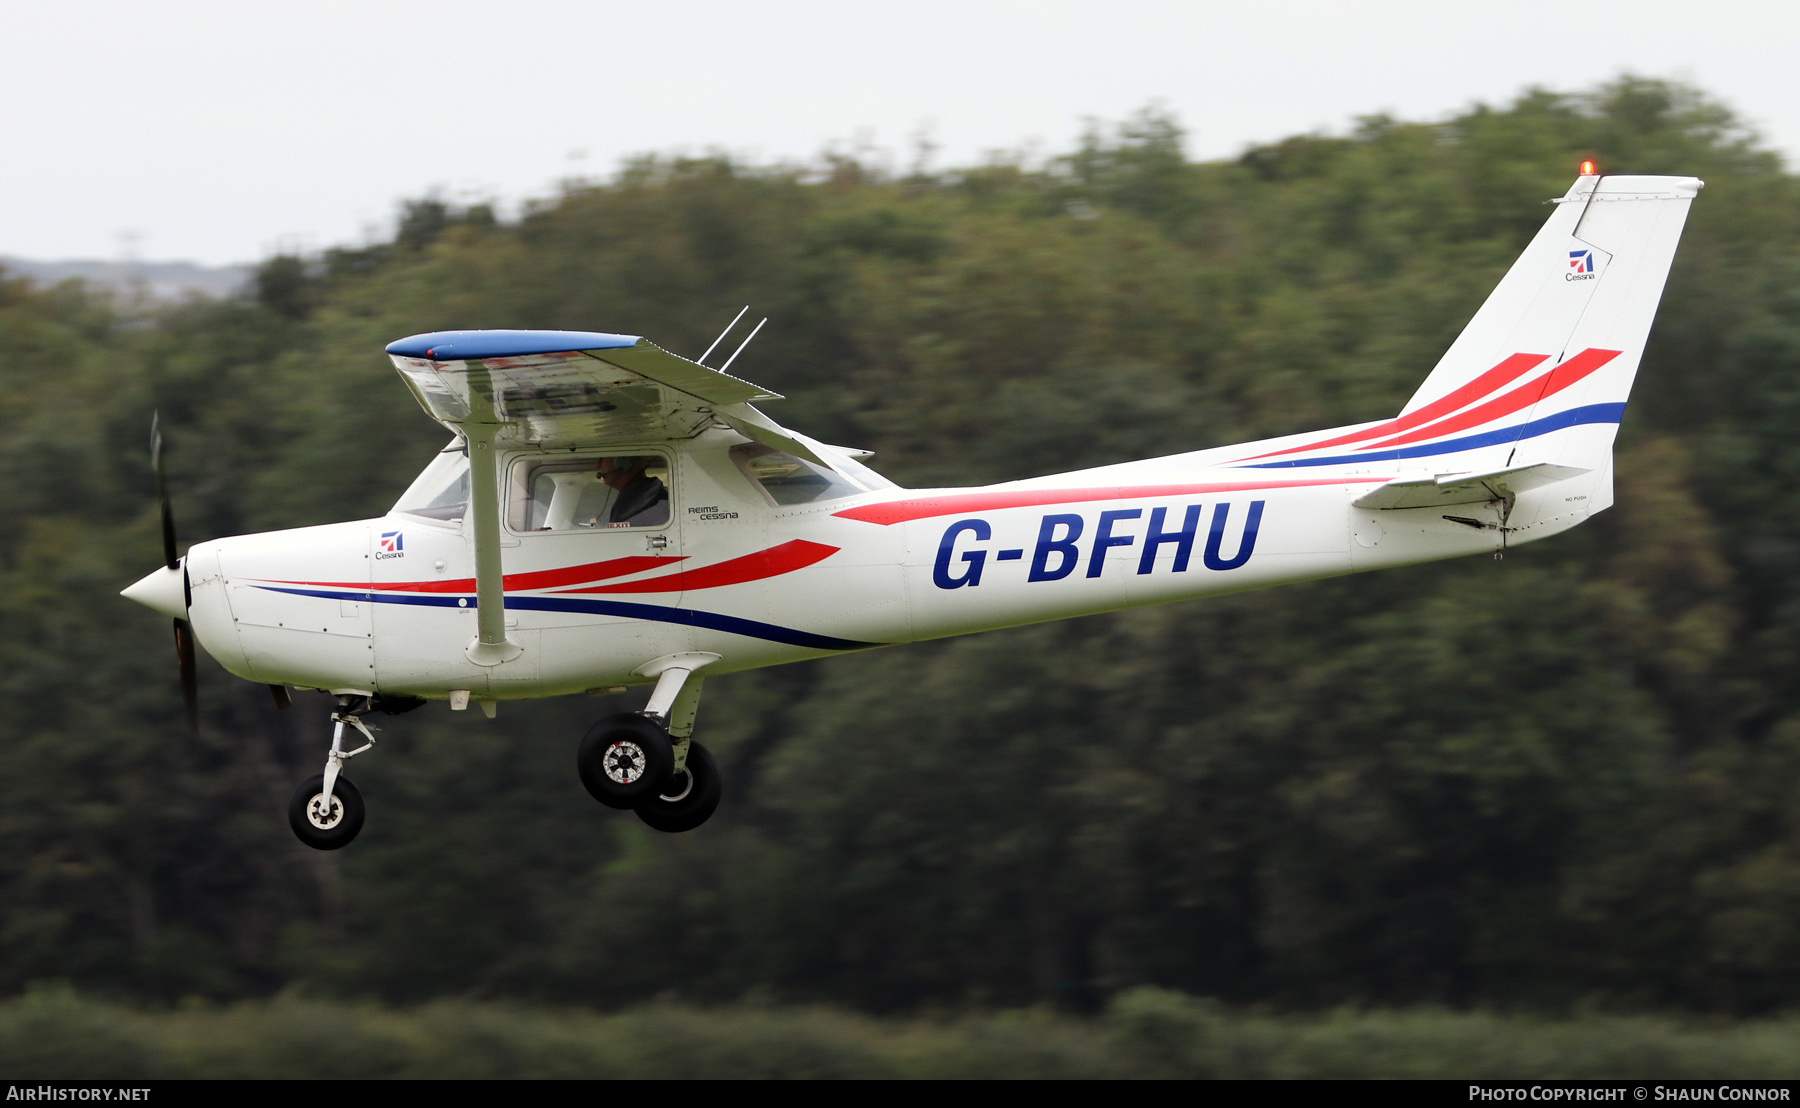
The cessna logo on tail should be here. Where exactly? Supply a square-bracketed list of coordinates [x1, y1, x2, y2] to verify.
[1567, 249, 1597, 280]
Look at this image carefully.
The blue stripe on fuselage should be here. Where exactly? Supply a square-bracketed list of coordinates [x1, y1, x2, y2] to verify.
[252, 586, 880, 651]
[1242, 403, 1626, 468]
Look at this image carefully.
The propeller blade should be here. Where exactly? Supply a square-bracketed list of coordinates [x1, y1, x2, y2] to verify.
[152, 417, 198, 733]
[174, 618, 199, 733]
[151, 413, 178, 571]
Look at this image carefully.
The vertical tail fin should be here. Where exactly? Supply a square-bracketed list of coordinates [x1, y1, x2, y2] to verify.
[1399, 173, 1702, 475]
[1235, 173, 1700, 486]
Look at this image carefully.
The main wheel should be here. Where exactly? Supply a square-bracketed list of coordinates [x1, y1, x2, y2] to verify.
[578, 713, 675, 809]
[636, 741, 722, 833]
[288, 773, 365, 850]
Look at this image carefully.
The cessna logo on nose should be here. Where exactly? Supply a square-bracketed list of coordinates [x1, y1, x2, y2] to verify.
[933, 502, 1265, 589]
[376, 531, 405, 560]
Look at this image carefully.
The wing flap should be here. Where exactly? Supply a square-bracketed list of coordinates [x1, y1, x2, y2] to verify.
[587, 342, 780, 405]
[1352, 461, 1590, 510]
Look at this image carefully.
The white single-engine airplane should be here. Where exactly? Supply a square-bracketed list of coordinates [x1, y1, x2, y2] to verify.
[123, 170, 1700, 849]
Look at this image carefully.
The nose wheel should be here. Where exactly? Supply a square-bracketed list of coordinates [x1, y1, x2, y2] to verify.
[288, 695, 378, 850]
[288, 772, 366, 850]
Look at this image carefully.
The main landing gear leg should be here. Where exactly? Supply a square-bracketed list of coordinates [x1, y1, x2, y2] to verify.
[642, 654, 712, 775]
[577, 653, 724, 832]
[288, 695, 375, 850]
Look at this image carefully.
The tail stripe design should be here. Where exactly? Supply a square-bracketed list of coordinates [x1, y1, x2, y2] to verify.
[1245, 402, 1625, 469]
[1246, 352, 1550, 460]
[1362, 348, 1619, 449]
[1231, 347, 1620, 467]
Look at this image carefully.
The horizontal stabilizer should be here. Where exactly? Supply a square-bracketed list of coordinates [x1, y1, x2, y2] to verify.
[1352, 461, 1590, 510]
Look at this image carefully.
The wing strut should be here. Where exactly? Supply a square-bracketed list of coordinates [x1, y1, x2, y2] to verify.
[463, 372, 523, 667]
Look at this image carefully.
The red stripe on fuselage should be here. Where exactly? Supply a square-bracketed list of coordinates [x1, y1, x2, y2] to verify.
[1359, 348, 1620, 449]
[559, 540, 840, 593]
[1243, 352, 1551, 461]
[263, 554, 685, 594]
[833, 478, 1385, 526]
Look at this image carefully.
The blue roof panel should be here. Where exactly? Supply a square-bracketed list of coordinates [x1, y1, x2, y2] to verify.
[385, 329, 640, 361]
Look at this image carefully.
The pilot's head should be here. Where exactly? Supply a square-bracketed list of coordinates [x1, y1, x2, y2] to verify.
[597, 455, 650, 489]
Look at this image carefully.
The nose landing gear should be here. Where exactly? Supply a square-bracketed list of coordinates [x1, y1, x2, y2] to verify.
[577, 653, 723, 833]
[287, 695, 378, 850]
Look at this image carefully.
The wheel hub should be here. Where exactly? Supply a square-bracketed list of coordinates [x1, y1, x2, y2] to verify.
[603, 740, 647, 784]
[307, 794, 344, 830]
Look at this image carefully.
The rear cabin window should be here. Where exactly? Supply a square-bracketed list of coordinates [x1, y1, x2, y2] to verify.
[731, 444, 864, 506]
[509, 455, 671, 531]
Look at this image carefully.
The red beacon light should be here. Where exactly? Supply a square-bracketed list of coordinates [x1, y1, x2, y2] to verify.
[1580, 159, 1598, 176]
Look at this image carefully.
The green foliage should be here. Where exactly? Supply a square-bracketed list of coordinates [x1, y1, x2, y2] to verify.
[3, 77, 1800, 1024]
[3, 990, 1800, 1078]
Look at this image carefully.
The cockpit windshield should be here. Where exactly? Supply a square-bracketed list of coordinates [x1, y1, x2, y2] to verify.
[393, 444, 470, 522]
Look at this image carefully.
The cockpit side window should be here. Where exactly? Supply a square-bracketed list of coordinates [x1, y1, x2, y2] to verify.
[509, 454, 671, 532]
[731, 444, 865, 506]
[393, 445, 470, 523]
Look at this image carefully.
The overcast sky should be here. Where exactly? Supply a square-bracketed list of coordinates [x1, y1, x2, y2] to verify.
[3, 0, 1794, 266]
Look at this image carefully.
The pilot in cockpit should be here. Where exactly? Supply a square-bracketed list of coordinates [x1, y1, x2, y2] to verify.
[595, 455, 669, 526]
[514, 453, 670, 532]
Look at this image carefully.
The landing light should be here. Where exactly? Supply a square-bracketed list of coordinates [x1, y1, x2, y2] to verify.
[1580, 160, 1598, 176]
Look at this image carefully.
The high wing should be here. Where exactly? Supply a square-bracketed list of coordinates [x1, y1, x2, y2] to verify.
[385, 328, 826, 463]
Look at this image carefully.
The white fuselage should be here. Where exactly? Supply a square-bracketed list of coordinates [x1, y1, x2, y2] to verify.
[151, 173, 1702, 705]
[180, 423, 1594, 700]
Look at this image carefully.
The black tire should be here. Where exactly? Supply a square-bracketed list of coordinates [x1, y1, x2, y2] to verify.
[636, 741, 722, 833]
[288, 773, 365, 850]
[578, 714, 675, 809]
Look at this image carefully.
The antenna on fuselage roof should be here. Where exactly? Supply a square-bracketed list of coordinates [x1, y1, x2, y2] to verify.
[697, 305, 749, 365]
[718, 316, 768, 375]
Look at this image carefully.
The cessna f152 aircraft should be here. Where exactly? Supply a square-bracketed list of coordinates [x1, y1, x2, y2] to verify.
[122, 169, 1700, 849]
